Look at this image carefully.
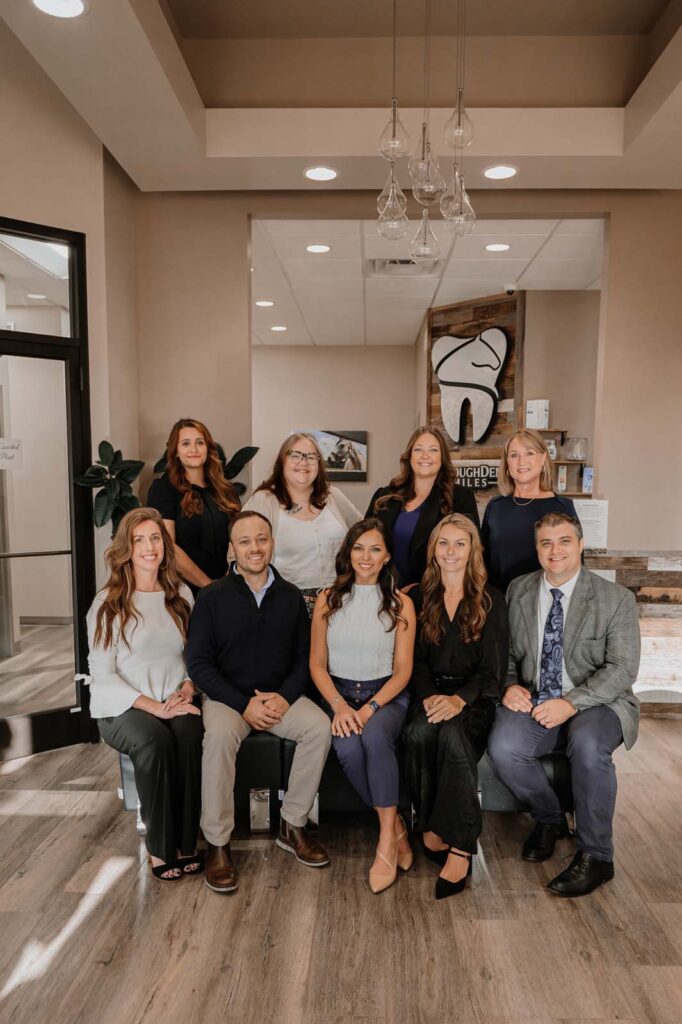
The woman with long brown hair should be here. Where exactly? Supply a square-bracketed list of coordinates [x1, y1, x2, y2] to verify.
[147, 418, 241, 592]
[245, 432, 360, 614]
[403, 513, 508, 900]
[481, 428, 578, 592]
[366, 426, 479, 590]
[310, 518, 416, 893]
[87, 507, 202, 881]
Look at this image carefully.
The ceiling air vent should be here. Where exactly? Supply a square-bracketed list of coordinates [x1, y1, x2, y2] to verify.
[367, 258, 441, 277]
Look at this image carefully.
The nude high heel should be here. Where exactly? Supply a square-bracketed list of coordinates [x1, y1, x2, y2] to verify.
[395, 814, 414, 872]
[369, 843, 398, 894]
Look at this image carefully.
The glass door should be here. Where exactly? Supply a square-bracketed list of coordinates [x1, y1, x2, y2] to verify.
[0, 216, 95, 756]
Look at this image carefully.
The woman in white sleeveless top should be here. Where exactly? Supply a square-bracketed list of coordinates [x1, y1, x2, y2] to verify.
[311, 518, 416, 893]
[244, 433, 360, 615]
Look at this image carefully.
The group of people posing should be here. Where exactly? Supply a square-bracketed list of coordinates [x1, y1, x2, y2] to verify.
[86, 418, 640, 901]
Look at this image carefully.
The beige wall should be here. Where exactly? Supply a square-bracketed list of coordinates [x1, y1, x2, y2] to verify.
[524, 290, 601, 460]
[103, 152, 140, 463]
[251, 345, 416, 512]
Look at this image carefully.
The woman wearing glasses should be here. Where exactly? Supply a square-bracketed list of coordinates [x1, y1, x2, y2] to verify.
[244, 433, 361, 614]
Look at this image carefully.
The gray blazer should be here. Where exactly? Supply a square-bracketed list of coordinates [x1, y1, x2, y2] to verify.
[506, 568, 641, 749]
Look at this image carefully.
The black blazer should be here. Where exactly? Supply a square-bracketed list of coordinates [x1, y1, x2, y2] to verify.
[366, 481, 480, 587]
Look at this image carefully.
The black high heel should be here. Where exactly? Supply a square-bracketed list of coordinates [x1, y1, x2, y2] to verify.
[421, 836, 449, 867]
[434, 848, 472, 900]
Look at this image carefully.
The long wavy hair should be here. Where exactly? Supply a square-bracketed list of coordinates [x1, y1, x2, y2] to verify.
[93, 507, 191, 650]
[497, 428, 554, 497]
[374, 426, 456, 515]
[256, 432, 331, 511]
[420, 513, 491, 645]
[324, 518, 403, 632]
[166, 418, 241, 518]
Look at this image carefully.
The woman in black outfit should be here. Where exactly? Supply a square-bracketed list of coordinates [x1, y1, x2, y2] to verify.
[147, 418, 241, 593]
[403, 513, 509, 900]
[366, 426, 479, 590]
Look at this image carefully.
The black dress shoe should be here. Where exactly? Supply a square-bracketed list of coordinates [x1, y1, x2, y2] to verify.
[547, 850, 614, 897]
[421, 836, 449, 867]
[434, 850, 472, 901]
[522, 818, 571, 862]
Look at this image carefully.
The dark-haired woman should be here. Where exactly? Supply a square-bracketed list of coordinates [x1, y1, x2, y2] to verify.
[245, 432, 360, 614]
[310, 518, 416, 893]
[147, 418, 241, 593]
[403, 513, 508, 900]
[87, 508, 202, 881]
[366, 426, 479, 590]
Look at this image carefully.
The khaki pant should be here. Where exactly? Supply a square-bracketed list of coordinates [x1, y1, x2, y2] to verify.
[201, 695, 331, 846]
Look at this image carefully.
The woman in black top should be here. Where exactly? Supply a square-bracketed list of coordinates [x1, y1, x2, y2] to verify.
[481, 428, 578, 592]
[403, 513, 509, 900]
[147, 418, 241, 593]
[366, 426, 479, 590]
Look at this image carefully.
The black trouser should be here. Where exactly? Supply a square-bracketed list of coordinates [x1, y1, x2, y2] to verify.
[98, 706, 203, 864]
[403, 698, 495, 855]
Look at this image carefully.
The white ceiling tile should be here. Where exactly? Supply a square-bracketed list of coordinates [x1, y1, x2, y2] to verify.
[449, 233, 548, 260]
[554, 219, 606, 235]
[474, 219, 560, 235]
[264, 219, 361, 237]
[443, 258, 529, 281]
[284, 257, 363, 283]
[539, 233, 603, 260]
[270, 233, 361, 261]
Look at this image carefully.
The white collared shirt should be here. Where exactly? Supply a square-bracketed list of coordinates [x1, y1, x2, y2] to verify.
[233, 563, 275, 608]
[535, 570, 580, 695]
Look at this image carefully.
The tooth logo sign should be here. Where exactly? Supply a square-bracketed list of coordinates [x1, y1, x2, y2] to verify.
[432, 328, 508, 444]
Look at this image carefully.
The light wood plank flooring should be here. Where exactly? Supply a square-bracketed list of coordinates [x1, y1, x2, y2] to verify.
[0, 720, 680, 1024]
[0, 624, 75, 718]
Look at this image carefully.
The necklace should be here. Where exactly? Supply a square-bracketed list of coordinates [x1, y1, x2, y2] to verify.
[512, 494, 537, 506]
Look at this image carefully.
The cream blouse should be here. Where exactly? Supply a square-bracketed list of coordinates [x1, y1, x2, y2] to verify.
[86, 585, 193, 719]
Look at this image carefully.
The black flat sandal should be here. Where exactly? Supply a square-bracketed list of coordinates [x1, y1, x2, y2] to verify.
[147, 855, 182, 881]
[434, 849, 472, 900]
[175, 852, 204, 875]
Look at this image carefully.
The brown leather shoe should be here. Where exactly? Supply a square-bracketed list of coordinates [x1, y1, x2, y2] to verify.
[205, 843, 238, 893]
[276, 819, 330, 868]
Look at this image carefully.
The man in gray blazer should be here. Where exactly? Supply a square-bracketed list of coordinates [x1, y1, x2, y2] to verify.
[488, 511, 640, 897]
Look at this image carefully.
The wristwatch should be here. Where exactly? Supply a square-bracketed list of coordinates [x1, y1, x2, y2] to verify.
[369, 699, 381, 714]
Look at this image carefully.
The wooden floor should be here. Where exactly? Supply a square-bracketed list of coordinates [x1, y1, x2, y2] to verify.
[0, 720, 681, 1024]
[0, 624, 75, 718]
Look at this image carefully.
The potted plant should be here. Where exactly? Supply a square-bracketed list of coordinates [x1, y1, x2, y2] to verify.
[75, 441, 145, 535]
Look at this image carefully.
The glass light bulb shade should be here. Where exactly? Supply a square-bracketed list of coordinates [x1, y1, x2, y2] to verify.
[408, 124, 430, 181]
[443, 106, 474, 149]
[377, 172, 407, 215]
[410, 211, 440, 262]
[412, 171, 448, 207]
[377, 208, 409, 240]
[378, 110, 411, 161]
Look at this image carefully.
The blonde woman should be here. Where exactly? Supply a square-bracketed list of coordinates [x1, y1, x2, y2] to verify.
[404, 514, 508, 899]
[245, 432, 360, 614]
[481, 429, 578, 592]
[87, 507, 201, 881]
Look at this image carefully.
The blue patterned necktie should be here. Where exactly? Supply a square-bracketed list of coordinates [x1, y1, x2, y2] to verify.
[538, 588, 564, 704]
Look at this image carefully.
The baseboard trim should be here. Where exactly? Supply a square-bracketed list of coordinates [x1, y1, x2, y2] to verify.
[641, 702, 682, 718]
[19, 616, 74, 626]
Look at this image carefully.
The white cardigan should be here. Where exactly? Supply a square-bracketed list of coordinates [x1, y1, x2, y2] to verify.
[244, 486, 361, 535]
[86, 585, 193, 719]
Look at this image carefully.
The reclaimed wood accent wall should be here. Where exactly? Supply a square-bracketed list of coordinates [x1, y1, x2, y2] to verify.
[427, 291, 525, 505]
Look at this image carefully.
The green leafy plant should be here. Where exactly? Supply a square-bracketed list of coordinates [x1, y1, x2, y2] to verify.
[153, 444, 258, 496]
[75, 441, 145, 535]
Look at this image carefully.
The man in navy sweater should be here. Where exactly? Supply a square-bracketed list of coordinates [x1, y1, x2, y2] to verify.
[188, 510, 331, 893]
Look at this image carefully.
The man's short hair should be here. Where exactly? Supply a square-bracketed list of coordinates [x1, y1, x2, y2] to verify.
[534, 511, 583, 541]
[228, 509, 272, 538]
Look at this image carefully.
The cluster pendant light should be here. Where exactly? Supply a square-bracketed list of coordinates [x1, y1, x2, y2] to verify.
[376, 0, 476, 259]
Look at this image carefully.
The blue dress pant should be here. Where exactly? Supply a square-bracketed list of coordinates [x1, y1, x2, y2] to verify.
[487, 703, 624, 860]
[329, 677, 408, 808]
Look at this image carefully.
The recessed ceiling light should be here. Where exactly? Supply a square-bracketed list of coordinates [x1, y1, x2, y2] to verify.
[305, 166, 338, 182]
[271, 325, 287, 332]
[27, 293, 47, 300]
[486, 243, 511, 252]
[255, 300, 275, 307]
[484, 165, 518, 180]
[33, 0, 86, 18]
[306, 244, 331, 254]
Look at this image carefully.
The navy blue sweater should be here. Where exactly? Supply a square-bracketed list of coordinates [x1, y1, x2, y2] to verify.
[481, 494, 578, 593]
[187, 567, 310, 713]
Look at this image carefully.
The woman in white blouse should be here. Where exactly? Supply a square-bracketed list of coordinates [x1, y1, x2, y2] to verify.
[87, 507, 202, 881]
[310, 518, 416, 893]
[245, 433, 360, 614]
